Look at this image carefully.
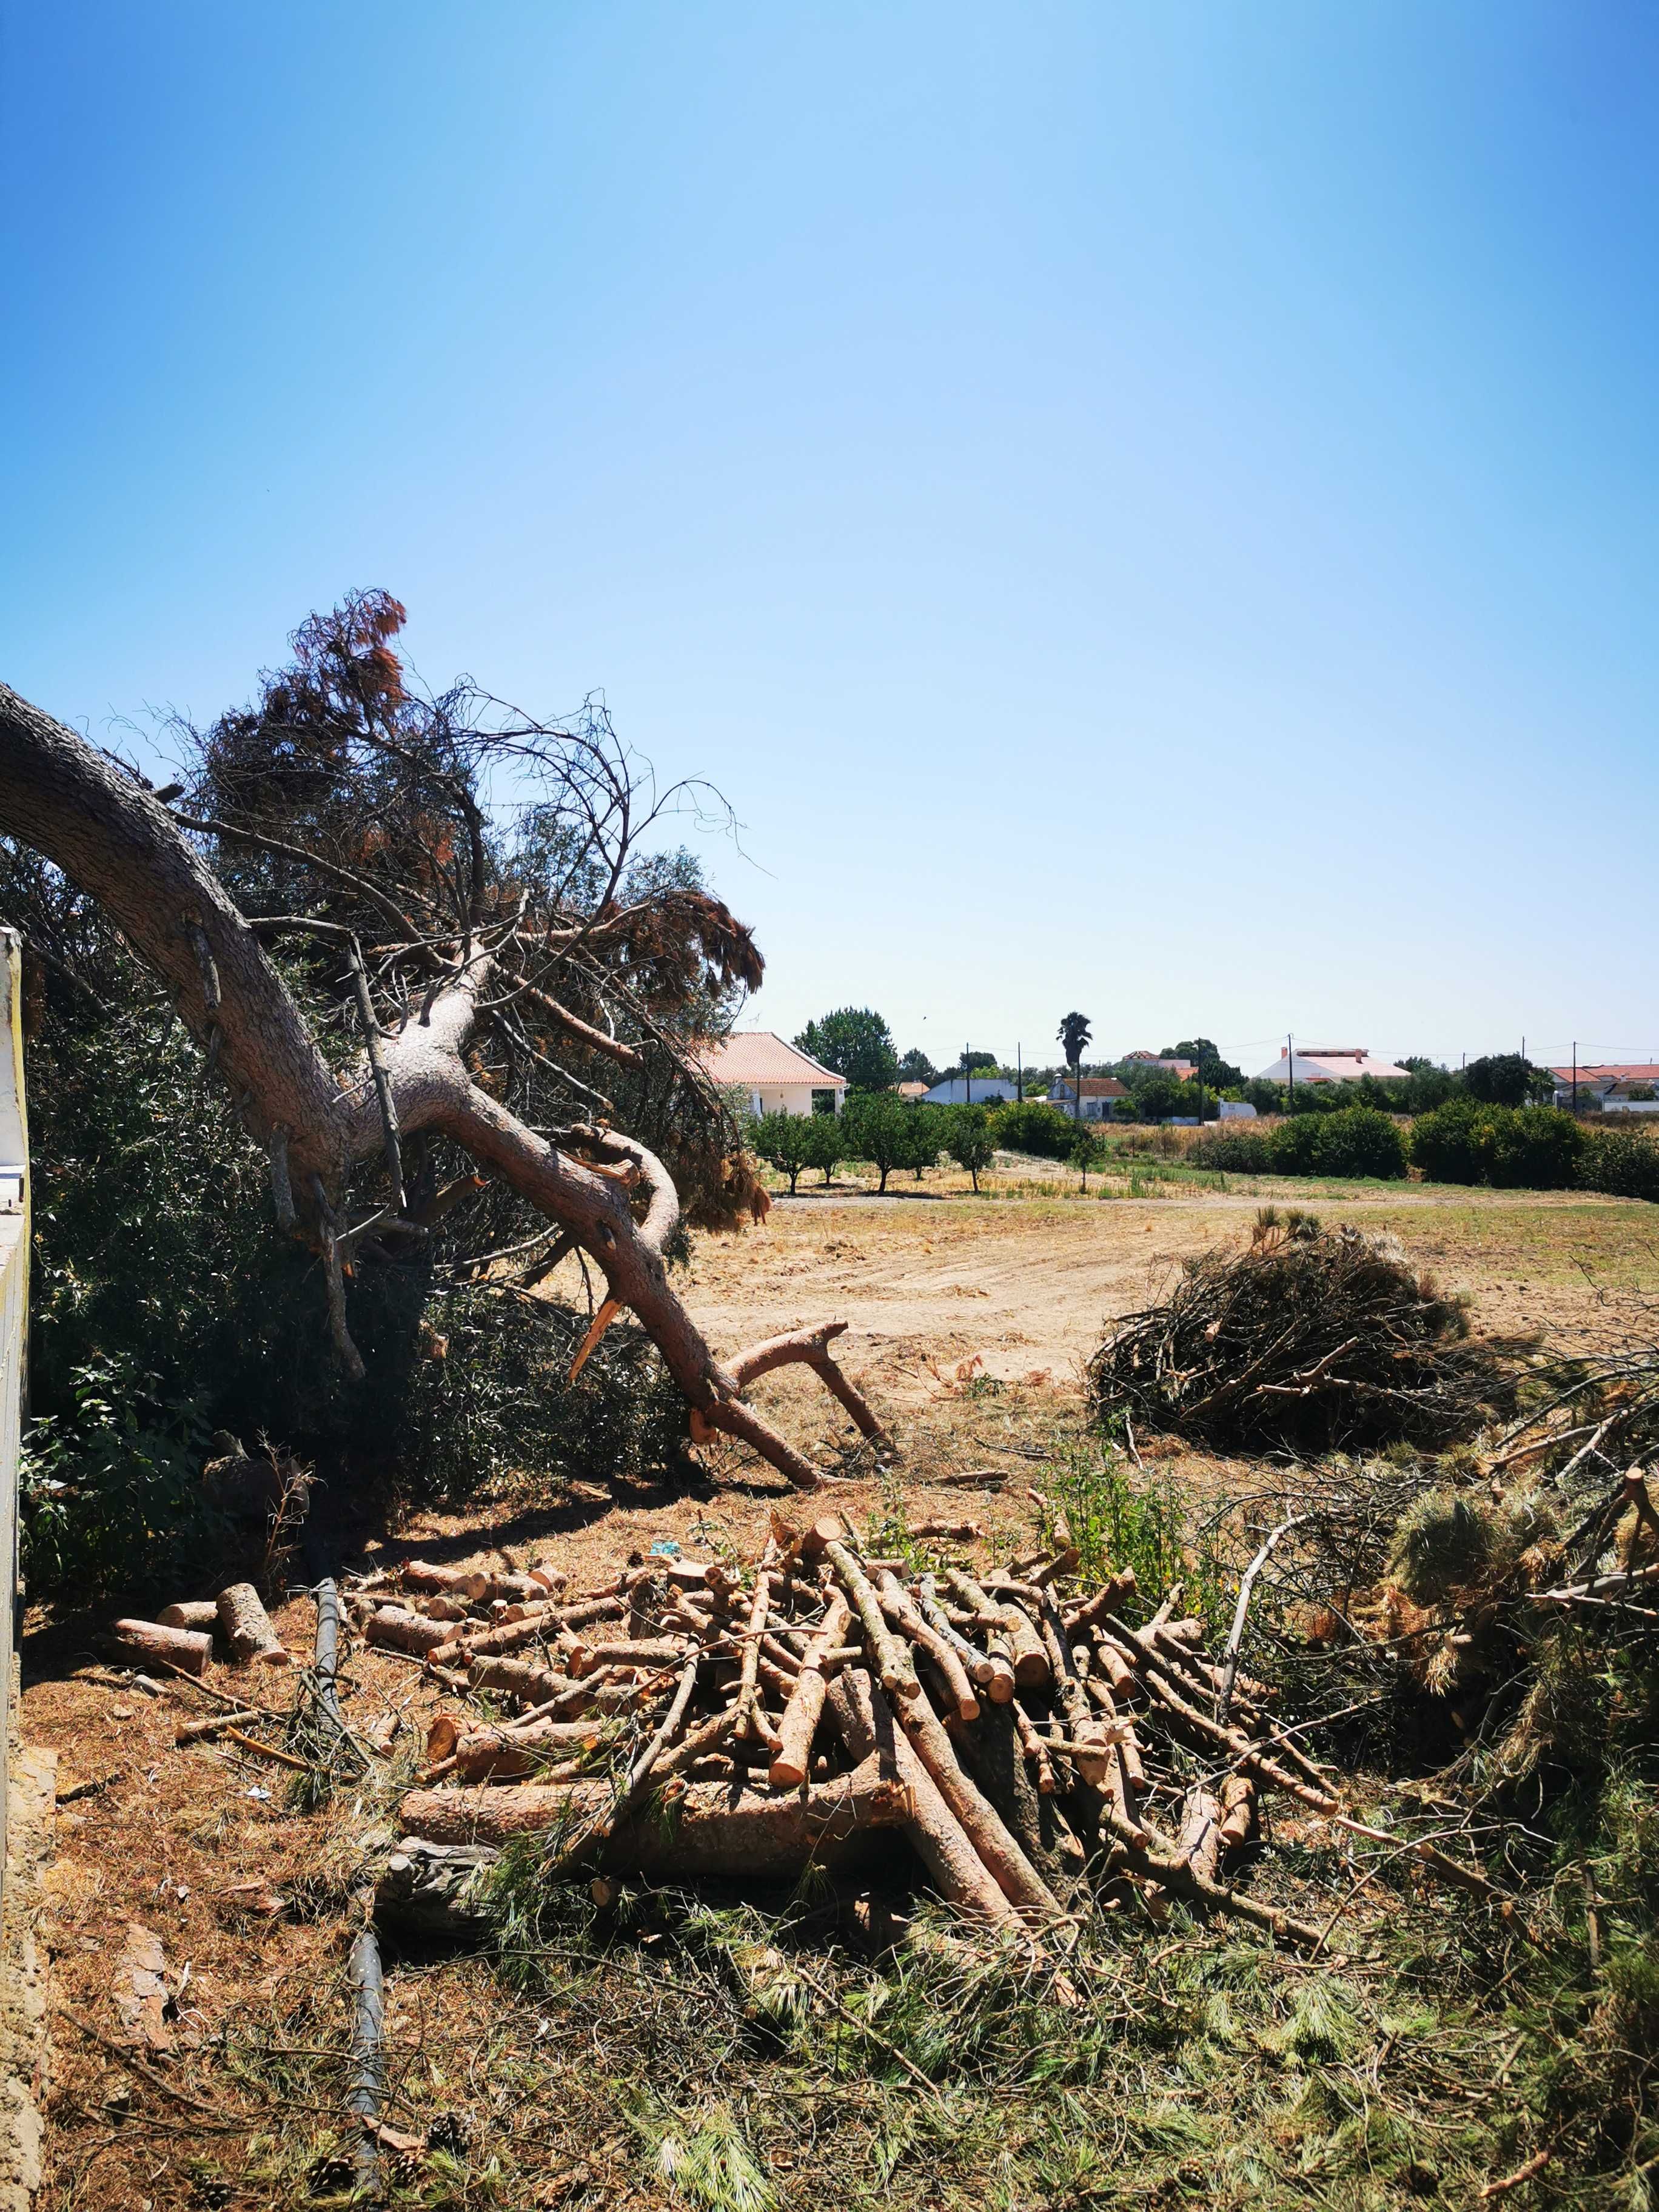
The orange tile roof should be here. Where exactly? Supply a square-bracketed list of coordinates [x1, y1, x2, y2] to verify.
[1548, 1064, 1659, 1084]
[695, 1031, 846, 1088]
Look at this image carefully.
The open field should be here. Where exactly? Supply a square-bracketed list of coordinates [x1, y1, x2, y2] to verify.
[20, 1178, 1659, 2209]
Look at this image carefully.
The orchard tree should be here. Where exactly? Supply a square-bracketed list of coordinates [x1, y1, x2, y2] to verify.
[800, 1109, 846, 1187]
[1069, 1128, 1107, 1190]
[794, 1008, 899, 1092]
[0, 592, 880, 1493]
[945, 1104, 996, 1194]
[749, 1110, 816, 1196]
[841, 1090, 916, 1195]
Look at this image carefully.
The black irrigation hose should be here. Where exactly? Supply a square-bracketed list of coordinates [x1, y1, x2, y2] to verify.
[346, 1924, 386, 2193]
[304, 1577, 370, 1776]
[313, 1581, 386, 2191]
[312, 1577, 349, 1744]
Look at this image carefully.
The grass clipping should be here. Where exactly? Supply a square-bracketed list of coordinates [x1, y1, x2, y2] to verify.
[1088, 1210, 1521, 1455]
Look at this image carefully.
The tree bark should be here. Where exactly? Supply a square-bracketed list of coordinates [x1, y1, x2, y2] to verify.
[216, 1581, 289, 1665]
[825, 1669, 1021, 1929]
[108, 1619, 212, 1675]
[398, 1752, 908, 1869]
[0, 680, 883, 1492]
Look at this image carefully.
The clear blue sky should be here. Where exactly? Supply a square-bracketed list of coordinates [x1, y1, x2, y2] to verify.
[5, 2, 1656, 1078]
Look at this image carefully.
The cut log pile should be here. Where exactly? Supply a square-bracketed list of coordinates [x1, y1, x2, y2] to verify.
[363, 1515, 1411, 1949]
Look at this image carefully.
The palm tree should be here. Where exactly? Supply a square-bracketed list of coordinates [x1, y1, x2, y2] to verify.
[1057, 1011, 1092, 1124]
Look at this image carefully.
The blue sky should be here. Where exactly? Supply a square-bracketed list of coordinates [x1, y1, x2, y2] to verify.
[4, 2, 1656, 1078]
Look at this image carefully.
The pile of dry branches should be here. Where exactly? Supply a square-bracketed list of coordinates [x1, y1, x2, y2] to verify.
[1089, 1215, 1520, 1455]
[357, 1515, 1513, 1954]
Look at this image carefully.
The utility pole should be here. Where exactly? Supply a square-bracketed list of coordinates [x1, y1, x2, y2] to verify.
[964, 1042, 971, 1107]
[1016, 1044, 1023, 1102]
[1286, 1033, 1294, 1110]
[1572, 1042, 1578, 1116]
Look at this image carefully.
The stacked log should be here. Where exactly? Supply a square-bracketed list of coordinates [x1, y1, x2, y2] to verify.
[353, 1517, 1517, 1949]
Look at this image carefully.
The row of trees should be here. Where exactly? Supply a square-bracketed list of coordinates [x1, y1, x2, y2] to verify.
[750, 1096, 997, 1195]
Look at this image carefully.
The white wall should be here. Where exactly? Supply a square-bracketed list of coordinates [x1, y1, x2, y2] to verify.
[751, 1083, 842, 1117]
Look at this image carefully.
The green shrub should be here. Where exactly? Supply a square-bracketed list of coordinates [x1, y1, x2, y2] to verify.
[1306, 1106, 1407, 1179]
[987, 1100, 1076, 1159]
[1481, 1105, 1584, 1189]
[1190, 1129, 1273, 1173]
[1409, 1099, 1486, 1184]
[1578, 1126, 1659, 1202]
[1411, 1101, 1584, 1190]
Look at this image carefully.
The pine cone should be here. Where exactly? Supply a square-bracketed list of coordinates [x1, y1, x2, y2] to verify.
[426, 2111, 473, 2156]
[307, 2151, 356, 2195]
[188, 2181, 234, 2211]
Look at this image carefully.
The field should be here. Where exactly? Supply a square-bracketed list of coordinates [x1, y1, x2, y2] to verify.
[21, 1173, 1659, 2210]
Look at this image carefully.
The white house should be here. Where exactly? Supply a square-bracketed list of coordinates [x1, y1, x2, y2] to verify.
[923, 1074, 1020, 1105]
[1253, 1047, 1411, 1086]
[696, 1032, 846, 1117]
[1549, 1063, 1659, 1113]
[1048, 1075, 1130, 1122]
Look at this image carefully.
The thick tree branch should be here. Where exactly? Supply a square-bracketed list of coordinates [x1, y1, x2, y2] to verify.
[0, 680, 866, 1490]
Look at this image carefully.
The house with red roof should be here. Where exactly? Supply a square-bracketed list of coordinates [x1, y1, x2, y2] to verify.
[695, 1031, 846, 1117]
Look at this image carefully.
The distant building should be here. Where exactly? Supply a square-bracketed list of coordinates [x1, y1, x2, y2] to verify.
[1549, 1063, 1659, 1113]
[1252, 1047, 1410, 1086]
[894, 1080, 931, 1100]
[1122, 1051, 1196, 1079]
[696, 1032, 846, 1117]
[1218, 1099, 1258, 1120]
[922, 1075, 1020, 1105]
[1048, 1075, 1130, 1122]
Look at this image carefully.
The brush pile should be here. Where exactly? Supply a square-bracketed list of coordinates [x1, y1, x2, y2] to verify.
[357, 1513, 1513, 1952]
[1089, 1213, 1520, 1454]
[1236, 1334, 1659, 1775]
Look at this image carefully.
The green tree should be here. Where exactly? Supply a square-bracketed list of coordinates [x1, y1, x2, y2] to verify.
[898, 1047, 938, 1087]
[1057, 1011, 1092, 1124]
[1069, 1127, 1107, 1190]
[1131, 1072, 1187, 1122]
[1160, 1037, 1244, 1088]
[945, 1105, 996, 1193]
[900, 1101, 946, 1181]
[800, 1110, 846, 1187]
[796, 1008, 899, 1092]
[1465, 1053, 1540, 1109]
[749, 1109, 816, 1196]
[959, 1049, 999, 1073]
[987, 1100, 1076, 1159]
[840, 1090, 914, 1193]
